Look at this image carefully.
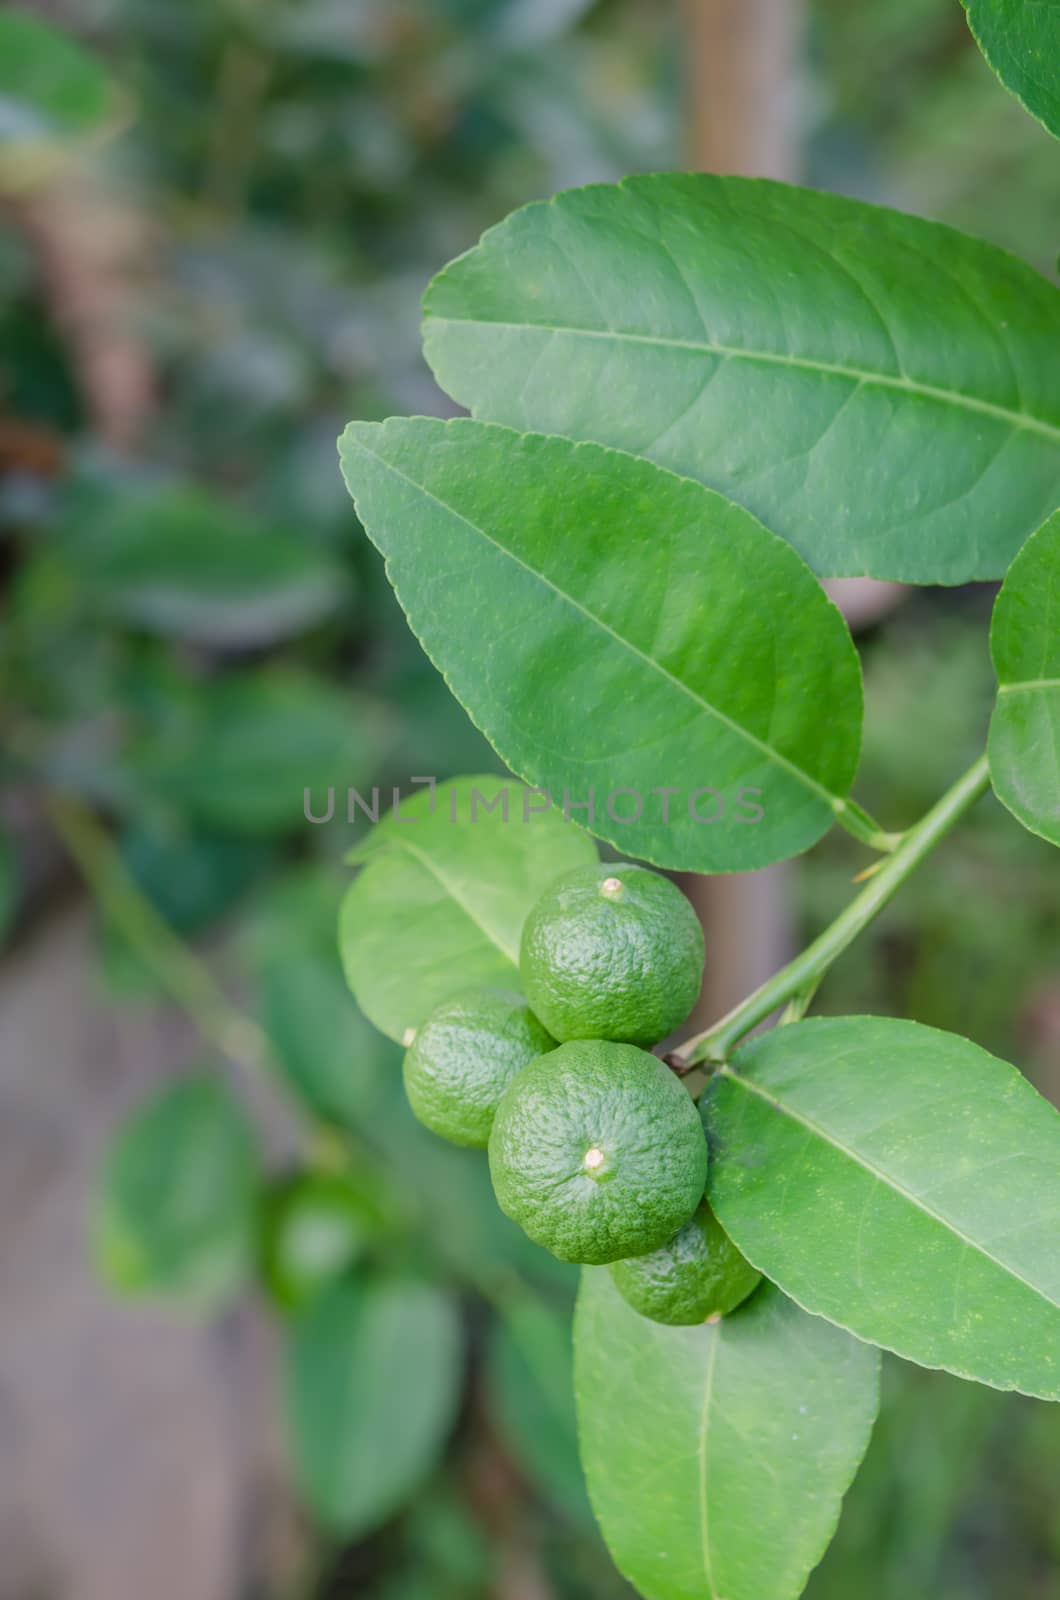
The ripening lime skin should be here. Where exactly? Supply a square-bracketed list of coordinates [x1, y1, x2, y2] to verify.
[609, 1197, 762, 1325]
[519, 863, 704, 1045]
[261, 1172, 376, 1311]
[488, 1040, 707, 1264]
[403, 988, 556, 1148]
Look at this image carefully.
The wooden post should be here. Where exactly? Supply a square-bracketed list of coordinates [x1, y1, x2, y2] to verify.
[682, 0, 802, 180]
[677, 0, 905, 1029]
[678, 0, 803, 1026]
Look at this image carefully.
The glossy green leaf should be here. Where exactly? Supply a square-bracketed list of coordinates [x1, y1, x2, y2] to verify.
[339, 420, 863, 872]
[423, 175, 1060, 584]
[574, 1270, 880, 1600]
[93, 1072, 259, 1309]
[132, 668, 383, 835]
[961, 0, 1060, 138]
[703, 1017, 1060, 1399]
[339, 773, 596, 1041]
[488, 1295, 592, 1522]
[989, 509, 1060, 848]
[69, 484, 351, 648]
[0, 11, 115, 162]
[286, 1278, 462, 1536]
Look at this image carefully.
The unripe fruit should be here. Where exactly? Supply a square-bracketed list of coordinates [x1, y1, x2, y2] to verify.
[403, 988, 555, 1148]
[488, 1039, 707, 1264]
[260, 1172, 377, 1311]
[519, 863, 704, 1046]
[609, 1197, 761, 1325]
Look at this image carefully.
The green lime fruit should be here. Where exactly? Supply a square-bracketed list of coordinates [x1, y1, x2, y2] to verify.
[261, 1171, 378, 1311]
[488, 1040, 707, 1264]
[519, 862, 704, 1045]
[609, 1197, 762, 1325]
[403, 988, 556, 1148]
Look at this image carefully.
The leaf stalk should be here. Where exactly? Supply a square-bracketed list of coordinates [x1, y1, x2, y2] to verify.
[673, 753, 991, 1067]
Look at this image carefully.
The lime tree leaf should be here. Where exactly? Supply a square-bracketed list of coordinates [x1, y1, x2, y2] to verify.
[0, 11, 116, 172]
[960, 0, 1060, 138]
[340, 773, 596, 1041]
[339, 420, 863, 873]
[703, 1017, 1060, 1400]
[92, 1072, 259, 1309]
[285, 1278, 462, 1536]
[247, 869, 391, 1127]
[989, 509, 1060, 848]
[488, 1295, 592, 1523]
[423, 175, 1060, 585]
[131, 668, 385, 835]
[66, 484, 351, 648]
[574, 1270, 880, 1600]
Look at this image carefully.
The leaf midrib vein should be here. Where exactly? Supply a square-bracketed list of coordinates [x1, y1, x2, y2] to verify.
[393, 836, 518, 963]
[697, 1326, 721, 1600]
[427, 317, 1060, 443]
[723, 1069, 1060, 1311]
[354, 444, 840, 809]
[998, 677, 1060, 693]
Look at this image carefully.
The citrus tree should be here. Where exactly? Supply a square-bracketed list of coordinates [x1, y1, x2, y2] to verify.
[7, 1, 1058, 1591]
[334, 19, 1060, 1596]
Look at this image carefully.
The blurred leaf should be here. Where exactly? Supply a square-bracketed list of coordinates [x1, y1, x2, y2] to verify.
[260, 1169, 387, 1312]
[0, 825, 18, 942]
[490, 0, 599, 50]
[989, 509, 1060, 848]
[132, 668, 384, 835]
[93, 1071, 259, 1309]
[121, 820, 271, 932]
[401, 1488, 493, 1597]
[489, 1294, 592, 1522]
[960, 0, 1060, 138]
[807, 1358, 1004, 1600]
[265, 0, 396, 64]
[67, 483, 351, 648]
[0, 10, 116, 181]
[340, 773, 596, 1042]
[262, 959, 393, 1125]
[247, 868, 393, 1126]
[286, 1278, 463, 1536]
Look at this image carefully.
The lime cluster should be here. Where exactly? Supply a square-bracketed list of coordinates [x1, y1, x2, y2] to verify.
[400, 862, 760, 1324]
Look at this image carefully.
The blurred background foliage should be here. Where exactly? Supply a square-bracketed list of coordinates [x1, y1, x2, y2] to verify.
[0, 2, 1057, 1598]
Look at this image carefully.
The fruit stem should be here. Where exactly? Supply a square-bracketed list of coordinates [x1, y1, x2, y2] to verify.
[674, 753, 991, 1067]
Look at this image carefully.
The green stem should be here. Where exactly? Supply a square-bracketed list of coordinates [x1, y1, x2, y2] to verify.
[675, 753, 991, 1066]
[47, 795, 271, 1077]
[832, 794, 904, 853]
[49, 796, 402, 1190]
